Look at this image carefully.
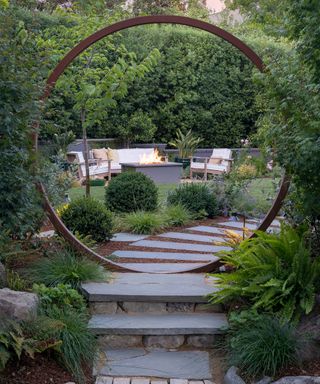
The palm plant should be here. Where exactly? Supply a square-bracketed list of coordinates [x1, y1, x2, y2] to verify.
[208, 226, 320, 321]
[169, 129, 202, 159]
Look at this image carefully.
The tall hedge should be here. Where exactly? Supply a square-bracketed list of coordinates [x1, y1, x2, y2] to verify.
[43, 25, 258, 147]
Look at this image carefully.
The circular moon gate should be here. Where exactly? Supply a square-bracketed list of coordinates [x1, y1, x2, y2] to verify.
[36, 15, 290, 273]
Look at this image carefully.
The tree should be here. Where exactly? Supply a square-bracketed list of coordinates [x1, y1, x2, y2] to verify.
[38, 9, 160, 195]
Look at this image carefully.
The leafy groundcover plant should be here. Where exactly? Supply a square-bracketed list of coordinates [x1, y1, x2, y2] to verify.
[208, 226, 320, 321]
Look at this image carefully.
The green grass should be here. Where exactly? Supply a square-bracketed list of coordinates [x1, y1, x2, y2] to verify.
[68, 183, 177, 205]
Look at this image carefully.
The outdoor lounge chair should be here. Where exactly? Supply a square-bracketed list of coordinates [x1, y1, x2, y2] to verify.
[190, 148, 233, 180]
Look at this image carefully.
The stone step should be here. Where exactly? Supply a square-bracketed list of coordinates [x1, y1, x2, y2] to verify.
[95, 348, 212, 379]
[88, 313, 227, 335]
[82, 273, 219, 303]
[111, 250, 218, 262]
[130, 240, 231, 253]
[158, 232, 224, 243]
[114, 263, 209, 273]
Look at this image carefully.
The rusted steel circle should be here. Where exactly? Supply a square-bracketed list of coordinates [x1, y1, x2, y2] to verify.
[36, 15, 290, 273]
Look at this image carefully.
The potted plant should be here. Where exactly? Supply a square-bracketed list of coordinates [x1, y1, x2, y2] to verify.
[169, 129, 202, 168]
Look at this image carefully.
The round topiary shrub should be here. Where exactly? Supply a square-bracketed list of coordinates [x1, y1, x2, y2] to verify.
[60, 196, 113, 242]
[105, 172, 158, 213]
[167, 183, 218, 219]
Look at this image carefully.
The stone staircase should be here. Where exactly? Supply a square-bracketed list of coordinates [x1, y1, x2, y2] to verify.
[82, 273, 227, 382]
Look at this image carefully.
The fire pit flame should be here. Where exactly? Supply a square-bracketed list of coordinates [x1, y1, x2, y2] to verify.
[139, 149, 163, 164]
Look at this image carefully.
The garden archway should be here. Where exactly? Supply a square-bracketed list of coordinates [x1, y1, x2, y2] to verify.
[35, 15, 290, 273]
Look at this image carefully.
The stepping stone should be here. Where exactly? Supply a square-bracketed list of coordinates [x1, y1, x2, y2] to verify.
[117, 263, 210, 273]
[216, 221, 257, 230]
[187, 226, 243, 236]
[158, 232, 223, 243]
[82, 273, 219, 302]
[111, 250, 219, 262]
[97, 348, 212, 379]
[88, 313, 227, 335]
[111, 233, 149, 242]
[131, 240, 231, 253]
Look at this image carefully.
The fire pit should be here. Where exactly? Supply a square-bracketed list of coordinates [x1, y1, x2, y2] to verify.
[120, 150, 183, 183]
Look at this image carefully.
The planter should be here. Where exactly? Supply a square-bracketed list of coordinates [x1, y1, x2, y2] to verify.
[174, 157, 191, 169]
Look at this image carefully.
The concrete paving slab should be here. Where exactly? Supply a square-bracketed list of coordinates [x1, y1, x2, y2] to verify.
[158, 232, 223, 243]
[131, 240, 231, 253]
[216, 221, 257, 230]
[82, 273, 219, 302]
[111, 251, 218, 262]
[112, 233, 149, 242]
[98, 348, 212, 379]
[186, 226, 243, 236]
[89, 313, 227, 335]
[116, 263, 210, 273]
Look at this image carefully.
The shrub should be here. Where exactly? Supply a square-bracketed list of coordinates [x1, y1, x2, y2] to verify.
[235, 163, 257, 180]
[167, 183, 218, 219]
[42, 307, 97, 383]
[125, 211, 164, 234]
[89, 179, 105, 186]
[33, 283, 86, 313]
[26, 250, 108, 289]
[208, 226, 320, 321]
[60, 196, 113, 242]
[105, 172, 158, 213]
[227, 311, 299, 378]
[164, 204, 191, 227]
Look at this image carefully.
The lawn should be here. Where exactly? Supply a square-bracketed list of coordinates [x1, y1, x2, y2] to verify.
[68, 178, 280, 208]
[68, 183, 177, 204]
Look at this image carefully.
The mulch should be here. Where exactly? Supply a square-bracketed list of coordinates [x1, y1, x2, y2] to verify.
[0, 354, 94, 384]
[277, 360, 320, 378]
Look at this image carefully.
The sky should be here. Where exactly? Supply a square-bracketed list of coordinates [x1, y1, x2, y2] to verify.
[206, 0, 226, 13]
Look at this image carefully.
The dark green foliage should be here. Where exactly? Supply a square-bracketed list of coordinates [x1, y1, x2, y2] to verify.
[0, 8, 44, 237]
[40, 307, 97, 383]
[44, 25, 257, 148]
[227, 311, 299, 378]
[105, 172, 158, 213]
[33, 283, 86, 312]
[89, 179, 105, 186]
[61, 196, 113, 242]
[26, 250, 107, 289]
[167, 183, 218, 219]
[208, 226, 320, 321]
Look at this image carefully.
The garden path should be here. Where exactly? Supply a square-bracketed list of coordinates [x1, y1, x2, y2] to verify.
[108, 218, 281, 273]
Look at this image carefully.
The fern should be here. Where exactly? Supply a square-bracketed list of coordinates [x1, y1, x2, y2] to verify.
[208, 226, 320, 321]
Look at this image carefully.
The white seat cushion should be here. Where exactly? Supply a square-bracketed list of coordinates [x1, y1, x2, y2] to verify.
[191, 161, 227, 172]
[117, 148, 154, 164]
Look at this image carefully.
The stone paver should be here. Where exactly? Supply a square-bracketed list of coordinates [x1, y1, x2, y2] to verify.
[158, 232, 223, 243]
[216, 221, 257, 230]
[170, 380, 188, 384]
[98, 349, 212, 379]
[96, 378, 113, 384]
[82, 273, 219, 302]
[88, 313, 227, 335]
[112, 233, 149, 242]
[186, 226, 243, 236]
[131, 379, 151, 384]
[111, 251, 218, 262]
[113, 379, 131, 384]
[116, 263, 209, 273]
[131, 240, 231, 253]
